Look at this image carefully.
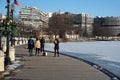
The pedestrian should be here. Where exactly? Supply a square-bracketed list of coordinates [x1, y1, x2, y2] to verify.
[40, 37, 45, 53]
[35, 38, 41, 56]
[28, 36, 34, 56]
[54, 38, 59, 57]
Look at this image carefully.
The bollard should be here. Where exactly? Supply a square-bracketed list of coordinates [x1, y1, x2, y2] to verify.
[25, 40, 28, 44]
[20, 41, 22, 45]
[9, 47, 15, 62]
[23, 40, 25, 44]
[15, 41, 18, 46]
[0, 50, 5, 71]
[2, 44, 6, 53]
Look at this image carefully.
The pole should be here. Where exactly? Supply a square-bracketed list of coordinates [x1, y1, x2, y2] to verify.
[11, 9, 14, 46]
[11, 9, 14, 18]
[5, 0, 11, 66]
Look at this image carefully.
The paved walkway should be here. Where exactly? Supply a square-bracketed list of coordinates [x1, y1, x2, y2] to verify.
[9, 45, 110, 80]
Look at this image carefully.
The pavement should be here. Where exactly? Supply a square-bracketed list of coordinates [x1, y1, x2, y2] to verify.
[4, 45, 111, 80]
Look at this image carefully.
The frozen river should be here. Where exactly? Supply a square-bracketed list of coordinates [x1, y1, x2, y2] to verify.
[45, 41, 120, 78]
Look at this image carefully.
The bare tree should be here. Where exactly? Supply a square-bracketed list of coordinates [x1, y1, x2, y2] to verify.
[48, 12, 73, 41]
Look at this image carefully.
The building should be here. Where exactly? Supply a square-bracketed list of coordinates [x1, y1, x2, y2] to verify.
[94, 16, 120, 36]
[49, 12, 94, 39]
[19, 6, 49, 29]
[73, 13, 94, 37]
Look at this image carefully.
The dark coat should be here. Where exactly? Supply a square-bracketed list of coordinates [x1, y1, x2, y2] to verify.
[28, 39, 34, 49]
[54, 39, 59, 49]
[40, 38, 45, 48]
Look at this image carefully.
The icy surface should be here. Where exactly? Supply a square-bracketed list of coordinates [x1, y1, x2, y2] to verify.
[45, 41, 120, 77]
[7, 59, 22, 71]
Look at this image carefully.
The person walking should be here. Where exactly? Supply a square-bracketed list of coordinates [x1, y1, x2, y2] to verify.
[40, 37, 45, 54]
[28, 37, 34, 56]
[35, 38, 41, 56]
[54, 38, 59, 57]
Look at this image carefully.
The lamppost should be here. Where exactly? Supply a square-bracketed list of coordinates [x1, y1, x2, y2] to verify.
[1, 0, 20, 66]
[10, 4, 14, 47]
[4, 0, 11, 66]
[5, 0, 16, 65]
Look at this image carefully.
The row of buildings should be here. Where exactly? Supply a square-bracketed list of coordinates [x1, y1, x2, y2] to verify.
[1, 6, 120, 39]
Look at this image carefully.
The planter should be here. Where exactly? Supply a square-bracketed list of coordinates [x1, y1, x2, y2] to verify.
[9, 47, 15, 62]
[0, 50, 4, 71]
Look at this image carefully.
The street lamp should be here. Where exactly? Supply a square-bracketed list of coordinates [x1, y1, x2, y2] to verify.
[4, 0, 11, 66]
[0, 0, 20, 66]
[5, 0, 17, 66]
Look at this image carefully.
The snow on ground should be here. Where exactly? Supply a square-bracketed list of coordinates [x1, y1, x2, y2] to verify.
[45, 41, 120, 77]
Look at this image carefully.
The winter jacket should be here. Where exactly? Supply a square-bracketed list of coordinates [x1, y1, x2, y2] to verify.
[35, 40, 41, 48]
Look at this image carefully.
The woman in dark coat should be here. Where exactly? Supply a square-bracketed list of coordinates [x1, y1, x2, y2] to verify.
[40, 37, 45, 53]
[54, 38, 59, 57]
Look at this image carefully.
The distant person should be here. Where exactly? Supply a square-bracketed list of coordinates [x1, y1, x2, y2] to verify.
[40, 37, 45, 54]
[35, 38, 41, 56]
[28, 37, 34, 56]
[54, 38, 59, 57]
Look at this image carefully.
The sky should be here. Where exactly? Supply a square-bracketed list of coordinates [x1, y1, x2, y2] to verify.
[0, 0, 120, 17]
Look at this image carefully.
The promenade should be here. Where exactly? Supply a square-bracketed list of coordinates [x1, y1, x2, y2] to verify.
[8, 45, 110, 80]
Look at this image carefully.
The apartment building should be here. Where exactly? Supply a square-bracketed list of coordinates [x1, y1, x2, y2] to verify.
[19, 6, 49, 29]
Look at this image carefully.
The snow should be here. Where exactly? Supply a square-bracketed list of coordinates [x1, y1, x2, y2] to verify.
[6, 57, 22, 72]
[7, 60, 21, 71]
[45, 41, 120, 77]
[2, 58, 22, 77]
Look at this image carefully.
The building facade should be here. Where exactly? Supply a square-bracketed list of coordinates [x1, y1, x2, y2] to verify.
[49, 12, 94, 39]
[94, 16, 120, 36]
[73, 13, 94, 37]
[19, 6, 49, 29]
[19, 7, 120, 38]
